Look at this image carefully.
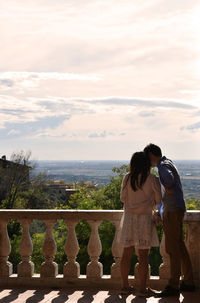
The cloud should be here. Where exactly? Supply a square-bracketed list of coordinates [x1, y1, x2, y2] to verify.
[89, 130, 107, 138]
[0, 94, 197, 132]
[77, 96, 196, 110]
[0, 72, 101, 90]
[88, 130, 126, 139]
[7, 129, 20, 136]
[0, 114, 69, 139]
[0, 79, 14, 87]
[0, 108, 34, 115]
[0, 1, 200, 159]
[181, 121, 200, 132]
[0, 71, 101, 82]
[139, 111, 155, 117]
[37, 99, 95, 116]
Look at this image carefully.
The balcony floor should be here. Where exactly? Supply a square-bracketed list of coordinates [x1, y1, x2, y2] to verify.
[0, 289, 199, 303]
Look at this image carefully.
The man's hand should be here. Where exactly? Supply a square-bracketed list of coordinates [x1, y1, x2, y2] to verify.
[165, 187, 173, 195]
[152, 211, 162, 226]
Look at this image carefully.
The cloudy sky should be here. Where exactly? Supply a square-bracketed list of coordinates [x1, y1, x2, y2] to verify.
[1, 0, 200, 160]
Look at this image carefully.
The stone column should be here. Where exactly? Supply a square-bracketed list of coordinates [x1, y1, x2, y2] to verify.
[18, 219, 34, 277]
[0, 219, 12, 276]
[63, 220, 80, 278]
[86, 220, 103, 278]
[40, 220, 58, 277]
[159, 233, 170, 283]
[185, 221, 200, 287]
[110, 220, 123, 278]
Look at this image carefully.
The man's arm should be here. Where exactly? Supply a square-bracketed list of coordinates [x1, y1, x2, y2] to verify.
[159, 165, 174, 188]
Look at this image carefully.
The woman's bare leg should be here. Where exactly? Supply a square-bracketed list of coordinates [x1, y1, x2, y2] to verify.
[120, 246, 134, 288]
[138, 249, 149, 293]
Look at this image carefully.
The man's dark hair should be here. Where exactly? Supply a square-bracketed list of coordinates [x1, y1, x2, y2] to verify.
[143, 143, 162, 157]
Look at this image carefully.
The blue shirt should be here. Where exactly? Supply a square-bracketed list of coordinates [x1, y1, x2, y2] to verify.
[157, 156, 186, 212]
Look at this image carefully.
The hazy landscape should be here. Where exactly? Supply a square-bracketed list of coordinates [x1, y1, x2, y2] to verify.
[34, 160, 200, 199]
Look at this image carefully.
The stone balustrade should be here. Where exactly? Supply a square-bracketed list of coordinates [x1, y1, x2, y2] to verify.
[0, 209, 199, 290]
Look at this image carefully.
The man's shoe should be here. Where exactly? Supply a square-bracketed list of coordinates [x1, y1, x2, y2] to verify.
[180, 281, 196, 292]
[137, 288, 156, 297]
[155, 285, 180, 297]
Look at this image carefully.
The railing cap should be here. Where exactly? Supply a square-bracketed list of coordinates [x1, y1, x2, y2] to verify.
[0, 209, 199, 222]
[0, 209, 123, 221]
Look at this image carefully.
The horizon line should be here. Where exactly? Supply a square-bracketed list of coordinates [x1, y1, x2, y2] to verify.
[35, 159, 200, 161]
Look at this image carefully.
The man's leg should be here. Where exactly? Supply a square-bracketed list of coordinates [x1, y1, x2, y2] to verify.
[163, 211, 183, 289]
[156, 211, 182, 297]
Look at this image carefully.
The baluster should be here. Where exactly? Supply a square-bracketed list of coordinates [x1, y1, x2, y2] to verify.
[63, 220, 80, 278]
[18, 219, 34, 277]
[40, 220, 58, 277]
[86, 220, 103, 278]
[185, 221, 200, 286]
[0, 219, 12, 277]
[159, 233, 170, 283]
[111, 220, 123, 278]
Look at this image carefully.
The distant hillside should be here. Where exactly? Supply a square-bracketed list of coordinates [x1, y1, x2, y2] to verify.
[34, 160, 200, 199]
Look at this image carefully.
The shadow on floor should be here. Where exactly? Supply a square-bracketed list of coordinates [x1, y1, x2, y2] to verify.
[51, 290, 74, 303]
[77, 291, 98, 303]
[26, 289, 54, 303]
[0, 289, 26, 303]
[0, 289, 199, 303]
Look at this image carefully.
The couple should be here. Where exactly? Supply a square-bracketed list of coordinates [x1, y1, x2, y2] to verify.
[119, 143, 195, 297]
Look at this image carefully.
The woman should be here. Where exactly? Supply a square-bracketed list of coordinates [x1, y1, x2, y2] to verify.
[119, 151, 162, 296]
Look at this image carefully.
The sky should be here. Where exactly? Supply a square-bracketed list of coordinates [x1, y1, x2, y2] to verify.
[0, 0, 200, 161]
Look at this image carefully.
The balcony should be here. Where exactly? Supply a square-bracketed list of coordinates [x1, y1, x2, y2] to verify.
[0, 210, 200, 302]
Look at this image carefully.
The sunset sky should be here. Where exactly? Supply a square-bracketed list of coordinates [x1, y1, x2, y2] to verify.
[1, 0, 200, 160]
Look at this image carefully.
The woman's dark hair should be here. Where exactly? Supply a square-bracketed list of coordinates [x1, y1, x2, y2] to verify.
[128, 151, 150, 191]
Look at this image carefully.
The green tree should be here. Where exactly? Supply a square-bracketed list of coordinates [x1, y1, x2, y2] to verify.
[0, 151, 32, 209]
[186, 198, 200, 210]
[67, 164, 128, 210]
[0, 151, 56, 210]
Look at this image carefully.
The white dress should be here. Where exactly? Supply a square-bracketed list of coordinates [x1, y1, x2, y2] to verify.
[119, 173, 162, 249]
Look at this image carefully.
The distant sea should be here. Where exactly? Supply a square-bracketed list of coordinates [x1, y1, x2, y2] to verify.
[33, 160, 200, 199]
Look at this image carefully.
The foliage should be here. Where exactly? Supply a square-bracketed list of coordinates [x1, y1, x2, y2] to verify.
[186, 198, 200, 210]
[3, 159, 200, 277]
[66, 164, 128, 210]
[0, 151, 57, 210]
[0, 151, 32, 209]
[9, 234, 21, 273]
[31, 233, 45, 273]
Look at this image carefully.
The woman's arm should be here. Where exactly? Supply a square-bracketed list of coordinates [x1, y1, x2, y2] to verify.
[120, 174, 129, 203]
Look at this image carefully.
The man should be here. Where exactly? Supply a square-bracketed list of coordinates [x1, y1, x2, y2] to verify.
[144, 143, 195, 297]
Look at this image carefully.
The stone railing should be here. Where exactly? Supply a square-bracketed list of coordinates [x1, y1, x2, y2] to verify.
[0, 210, 199, 290]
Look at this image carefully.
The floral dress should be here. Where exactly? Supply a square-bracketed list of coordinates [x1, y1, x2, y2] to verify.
[119, 173, 162, 249]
